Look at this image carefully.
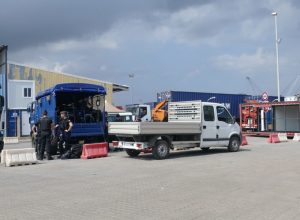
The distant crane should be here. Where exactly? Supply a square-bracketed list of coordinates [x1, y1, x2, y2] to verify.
[246, 76, 263, 96]
[282, 74, 300, 96]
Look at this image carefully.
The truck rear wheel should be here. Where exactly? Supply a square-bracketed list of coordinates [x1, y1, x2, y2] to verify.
[152, 140, 170, 160]
[228, 136, 240, 152]
[125, 149, 141, 157]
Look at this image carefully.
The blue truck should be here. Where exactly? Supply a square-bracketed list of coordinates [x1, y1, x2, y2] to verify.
[0, 95, 4, 153]
[29, 83, 107, 151]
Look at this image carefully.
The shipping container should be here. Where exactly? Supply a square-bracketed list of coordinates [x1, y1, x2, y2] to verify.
[157, 91, 279, 119]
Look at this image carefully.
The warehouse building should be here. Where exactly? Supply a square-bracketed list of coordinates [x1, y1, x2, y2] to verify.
[3, 62, 128, 137]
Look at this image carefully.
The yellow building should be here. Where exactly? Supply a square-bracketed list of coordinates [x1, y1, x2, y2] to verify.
[7, 63, 128, 103]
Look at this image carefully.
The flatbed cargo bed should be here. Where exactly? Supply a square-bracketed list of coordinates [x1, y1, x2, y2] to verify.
[108, 122, 202, 135]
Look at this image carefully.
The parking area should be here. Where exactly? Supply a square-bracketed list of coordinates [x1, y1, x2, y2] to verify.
[1, 137, 300, 220]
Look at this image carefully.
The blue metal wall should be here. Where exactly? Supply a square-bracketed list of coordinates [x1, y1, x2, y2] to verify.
[157, 91, 280, 118]
[7, 110, 22, 137]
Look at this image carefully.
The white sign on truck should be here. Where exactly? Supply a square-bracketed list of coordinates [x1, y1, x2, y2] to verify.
[109, 101, 241, 159]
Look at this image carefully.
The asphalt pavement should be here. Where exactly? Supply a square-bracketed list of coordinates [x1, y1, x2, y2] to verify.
[1, 137, 300, 220]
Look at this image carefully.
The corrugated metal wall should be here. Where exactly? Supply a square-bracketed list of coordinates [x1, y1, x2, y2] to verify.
[7, 63, 113, 103]
[157, 91, 279, 118]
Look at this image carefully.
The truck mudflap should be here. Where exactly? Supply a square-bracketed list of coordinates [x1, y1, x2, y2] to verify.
[113, 141, 148, 150]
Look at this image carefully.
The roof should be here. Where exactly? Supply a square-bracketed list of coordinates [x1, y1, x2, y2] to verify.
[105, 101, 124, 113]
[241, 101, 300, 107]
[36, 83, 106, 99]
[8, 62, 129, 93]
[112, 83, 129, 92]
[0, 45, 8, 53]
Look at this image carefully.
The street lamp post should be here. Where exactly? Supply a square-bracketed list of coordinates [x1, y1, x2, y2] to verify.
[129, 74, 134, 104]
[207, 96, 216, 102]
[272, 12, 281, 102]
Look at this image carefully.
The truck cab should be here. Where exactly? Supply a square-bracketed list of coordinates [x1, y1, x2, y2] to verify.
[200, 102, 240, 148]
[125, 104, 151, 122]
[29, 83, 106, 145]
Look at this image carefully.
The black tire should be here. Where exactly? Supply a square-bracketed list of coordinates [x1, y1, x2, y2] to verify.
[126, 149, 141, 157]
[228, 136, 240, 152]
[152, 140, 170, 160]
[201, 147, 210, 151]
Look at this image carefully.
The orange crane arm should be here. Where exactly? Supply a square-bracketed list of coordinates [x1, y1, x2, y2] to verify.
[153, 100, 168, 112]
[152, 100, 168, 122]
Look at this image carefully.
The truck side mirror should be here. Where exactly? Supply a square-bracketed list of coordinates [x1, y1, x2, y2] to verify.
[232, 116, 236, 123]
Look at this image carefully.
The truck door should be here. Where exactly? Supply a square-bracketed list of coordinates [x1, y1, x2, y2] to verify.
[139, 106, 151, 122]
[216, 106, 235, 146]
[201, 105, 218, 147]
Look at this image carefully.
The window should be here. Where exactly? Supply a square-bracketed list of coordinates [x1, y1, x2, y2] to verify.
[139, 107, 147, 118]
[56, 93, 105, 124]
[203, 106, 215, 121]
[23, 88, 32, 98]
[217, 106, 233, 124]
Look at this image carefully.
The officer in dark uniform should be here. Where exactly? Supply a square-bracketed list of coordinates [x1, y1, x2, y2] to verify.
[37, 110, 53, 160]
[57, 111, 73, 156]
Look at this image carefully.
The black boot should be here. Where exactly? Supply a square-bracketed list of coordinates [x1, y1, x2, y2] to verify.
[47, 154, 53, 160]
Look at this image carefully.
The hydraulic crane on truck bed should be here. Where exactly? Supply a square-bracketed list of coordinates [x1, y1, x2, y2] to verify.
[152, 100, 168, 122]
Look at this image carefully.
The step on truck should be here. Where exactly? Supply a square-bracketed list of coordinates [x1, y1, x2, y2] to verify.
[109, 101, 242, 159]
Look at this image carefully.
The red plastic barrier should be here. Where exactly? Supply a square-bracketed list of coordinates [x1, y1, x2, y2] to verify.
[241, 135, 248, 146]
[268, 133, 280, 144]
[81, 142, 108, 159]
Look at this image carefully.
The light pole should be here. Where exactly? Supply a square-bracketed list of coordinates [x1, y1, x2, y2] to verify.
[207, 96, 216, 102]
[272, 12, 281, 102]
[128, 74, 134, 104]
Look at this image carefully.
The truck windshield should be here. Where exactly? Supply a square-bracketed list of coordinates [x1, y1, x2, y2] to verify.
[126, 106, 139, 118]
[56, 92, 105, 123]
[126, 106, 147, 120]
[217, 106, 234, 124]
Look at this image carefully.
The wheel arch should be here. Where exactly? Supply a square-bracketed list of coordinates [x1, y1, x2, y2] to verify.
[148, 135, 172, 149]
[229, 133, 242, 143]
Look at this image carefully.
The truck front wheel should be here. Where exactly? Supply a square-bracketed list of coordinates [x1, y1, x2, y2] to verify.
[125, 149, 141, 157]
[152, 140, 170, 160]
[228, 136, 240, 152]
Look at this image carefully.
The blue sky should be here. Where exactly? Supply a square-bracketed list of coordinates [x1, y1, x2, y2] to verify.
[1, 0, 300, 104]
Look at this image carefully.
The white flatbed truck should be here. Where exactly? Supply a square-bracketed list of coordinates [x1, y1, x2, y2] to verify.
[109, 101, 242, 159]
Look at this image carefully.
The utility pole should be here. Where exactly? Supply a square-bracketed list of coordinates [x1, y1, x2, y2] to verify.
[128, 74, 134, 104]
[272, 12, 281, 102]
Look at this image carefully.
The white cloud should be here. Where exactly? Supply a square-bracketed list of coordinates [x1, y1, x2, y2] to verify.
[47, 32, 119, 52]
[153, 4, 223, 44]
[100, 65, 107, 71]
[214, 48, 276, 75]
[95, 35, 118, 49]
